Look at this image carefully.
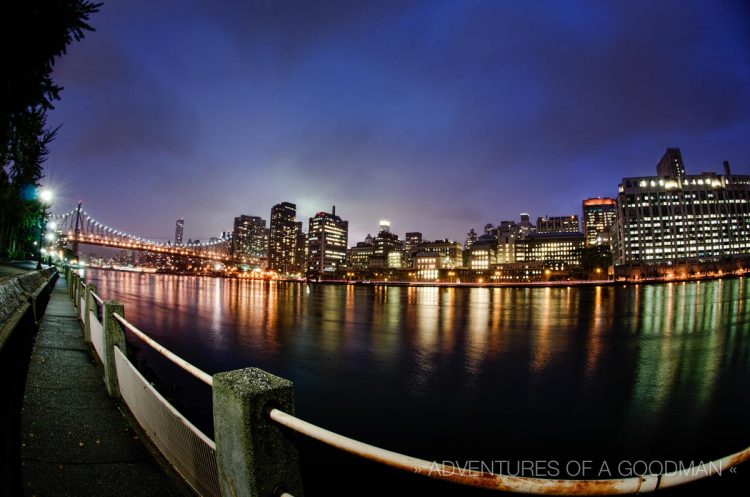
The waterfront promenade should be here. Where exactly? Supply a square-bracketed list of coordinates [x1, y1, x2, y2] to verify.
[18, 277, 186, 497]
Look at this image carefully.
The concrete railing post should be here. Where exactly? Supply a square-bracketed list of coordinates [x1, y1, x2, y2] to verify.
[83, 283, 97, 343]
[102, 301, 126, 398]
[212, 368, 303, 497]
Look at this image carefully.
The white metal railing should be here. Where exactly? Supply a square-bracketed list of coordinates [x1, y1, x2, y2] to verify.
[112, 313, 213, 386]
[90, 309, 104, 362]
[91, 291, 104, 306]
[269, 407, 750, 494]
[114, 347, 220, 497]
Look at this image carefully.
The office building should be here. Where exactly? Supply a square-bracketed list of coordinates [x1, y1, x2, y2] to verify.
[656, 148, 686, 179]
[175, 219, 184, 246]
[308, 206, 348, 273]
[416, 239, 464, 268]
[536, 215, 580, 233]
[612, 149, 750, 266]
[232, 215, 267, 264]
[468, 235, 497, 269]
[293, 222, 307, 273]
[373, 225, 401, 256]
[347, 242, 375, 270]
[515, 232, 585, 271]
[403, 232, 422, 267]
[582, 198, 617, 247]
[269, 202, 298, 273]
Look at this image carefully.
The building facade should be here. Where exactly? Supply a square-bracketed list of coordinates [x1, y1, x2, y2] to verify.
[416, 239, 463, 268]
[536, 215, 580, 233]
[307, 207, 348, 273]
[269, 202, 298, 273]
[515, 232, 585, 270]
[612, 151, 750, 266]
[582, 198, 617, 247]
[174, 219, 184, 246]
[232, 215, 267, 264]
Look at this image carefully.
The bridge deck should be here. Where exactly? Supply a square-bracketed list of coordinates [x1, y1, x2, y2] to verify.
[20, 277, 188, 497]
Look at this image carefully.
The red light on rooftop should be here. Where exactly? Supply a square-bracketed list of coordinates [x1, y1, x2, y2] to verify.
[583, 197, 616, 206]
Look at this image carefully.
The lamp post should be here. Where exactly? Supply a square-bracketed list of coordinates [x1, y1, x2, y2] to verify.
[36, 189, 53, 269]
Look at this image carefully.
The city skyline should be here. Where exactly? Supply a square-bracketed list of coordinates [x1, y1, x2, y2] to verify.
[42, 1, 750, 244]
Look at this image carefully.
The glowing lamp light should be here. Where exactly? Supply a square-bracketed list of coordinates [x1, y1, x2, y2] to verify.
[39, 189, 53, 203]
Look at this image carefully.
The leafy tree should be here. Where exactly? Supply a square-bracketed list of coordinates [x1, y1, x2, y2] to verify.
[0, 0, 100, 259]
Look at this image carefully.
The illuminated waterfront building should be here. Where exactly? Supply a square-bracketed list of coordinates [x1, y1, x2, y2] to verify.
[232, 215, 266, 264]
[464, 228, 478, 249]
[415, 239, 463, 268]
[269, 202, 298, 273]
[174, 219, 184, 246]
[308, 206, 348, 273]
[373, 225, 400, 256]
[403, 232, 422, 267]
[468, 235, 498, 269]
[415, 252, 441, 280]
[536, 215, 580, 233]
[347, 242, 374, 270]
[387, 250, 404, 269]
[582, 198, 617, 247]
[612, 149, 750, 266]
[515, 232, 585, 270]
[294, 222, 306, 273]
[518, 212, 534, 238]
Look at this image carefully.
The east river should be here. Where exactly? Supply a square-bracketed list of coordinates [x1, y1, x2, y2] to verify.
[83, 269, 750, 496]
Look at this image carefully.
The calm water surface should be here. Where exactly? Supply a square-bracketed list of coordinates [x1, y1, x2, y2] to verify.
[84, 269, 750, 495]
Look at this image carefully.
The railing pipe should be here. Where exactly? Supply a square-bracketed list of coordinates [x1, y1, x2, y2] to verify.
[83, 282, 97, 343]
[112, 313, 213, 386]
[268, 408, 750, 495]
[91, 291, 104, 306]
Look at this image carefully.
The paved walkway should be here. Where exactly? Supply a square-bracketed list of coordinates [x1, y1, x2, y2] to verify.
[20, 277, 186, 497]
[0, 261, 51, 282]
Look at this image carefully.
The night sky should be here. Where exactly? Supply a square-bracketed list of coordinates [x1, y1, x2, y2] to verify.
[46, 0, 750, 245]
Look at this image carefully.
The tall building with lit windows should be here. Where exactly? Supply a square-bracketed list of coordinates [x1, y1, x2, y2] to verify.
[307, 206, 348, 273]
[174, 219, 184, 245]
[232, 215, 266, 264]
[269, 202, 298, 273]
[536, 215, 580, 233]
[611, 149, 750, 266]
[515, 232, 584, 270]
[582, 198, 616, 246]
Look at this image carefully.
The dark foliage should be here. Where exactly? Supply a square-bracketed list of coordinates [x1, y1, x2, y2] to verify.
[0, 0, 100, 259]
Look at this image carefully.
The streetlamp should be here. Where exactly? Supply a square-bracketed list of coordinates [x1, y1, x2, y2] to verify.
[36, 189, 53, 269]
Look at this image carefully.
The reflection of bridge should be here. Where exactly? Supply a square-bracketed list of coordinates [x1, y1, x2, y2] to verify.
[50, 203, 235, 263]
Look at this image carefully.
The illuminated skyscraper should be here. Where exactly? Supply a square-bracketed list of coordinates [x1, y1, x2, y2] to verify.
[269, 202, 297, 273]
[307, 206, 348, 273]
[656, 148, 686, 179]
[582, 198, 616, 246]
[232, 215, 266, 264]
[612, 149, 750, 266]
[174, 219, 184, 245]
